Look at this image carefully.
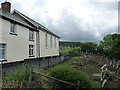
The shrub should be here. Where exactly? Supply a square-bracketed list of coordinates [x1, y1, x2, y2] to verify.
[48, 66, 92, 88]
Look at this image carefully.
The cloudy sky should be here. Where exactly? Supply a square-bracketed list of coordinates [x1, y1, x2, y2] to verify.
[0, 0, 119, 43]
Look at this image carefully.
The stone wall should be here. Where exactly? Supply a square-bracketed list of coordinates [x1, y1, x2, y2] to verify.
[1, 56, 70, 77]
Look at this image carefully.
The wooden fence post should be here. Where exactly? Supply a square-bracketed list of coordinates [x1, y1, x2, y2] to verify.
[76, 80, 80, 90]
[27, 67, 33, 88]
[48, 58, 50, 68]
[39, 58, 41, 69]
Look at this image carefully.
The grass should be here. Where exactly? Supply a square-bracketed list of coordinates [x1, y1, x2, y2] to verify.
[84, 64, 101, 75]
[47, 56, 101, 88]
[0, 78, 2, 88]
[60, 47, 72, 55]
[91, 81, 101, 88]
[3, 65, 31, 82]
[3, 46, 118, 88]
[2, 64, 33, 88]
[48, 56, 101, 75]
[60, 47, 81, 55]
[48, 56, 82, 70]
[2, 48, 119, 88]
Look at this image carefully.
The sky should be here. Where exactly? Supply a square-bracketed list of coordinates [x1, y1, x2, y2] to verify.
[0, 0, 119, 43]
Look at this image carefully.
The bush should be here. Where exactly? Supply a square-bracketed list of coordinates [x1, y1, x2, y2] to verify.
[48, 66, 92, 88]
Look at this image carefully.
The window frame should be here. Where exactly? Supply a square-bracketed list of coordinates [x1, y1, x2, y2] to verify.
[45, 34, 48, 48]
[29, 30, 34, 41]
[29, 45, 34, 57]
[10, 22, 17, 35]
[0, 44, 6, 60]
[54, 37, 56, 48]
[50, 36, 52, 48]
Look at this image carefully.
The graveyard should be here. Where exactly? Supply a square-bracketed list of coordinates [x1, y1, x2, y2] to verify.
[46, 52, 120, 88]
[31, 50, 120, 88]
[2, 33, 120, 88]
[3, 48, 120, 88]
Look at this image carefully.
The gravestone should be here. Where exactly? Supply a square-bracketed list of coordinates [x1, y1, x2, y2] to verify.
[116, 61, 120, 75]
[100, 64, 108, 85]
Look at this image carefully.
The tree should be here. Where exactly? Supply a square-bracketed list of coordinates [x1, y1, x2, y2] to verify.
[81, 42, 97, 54]
[98, 34, 120, 59]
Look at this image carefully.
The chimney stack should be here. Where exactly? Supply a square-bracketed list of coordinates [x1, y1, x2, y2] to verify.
[1, 1, 11, 13]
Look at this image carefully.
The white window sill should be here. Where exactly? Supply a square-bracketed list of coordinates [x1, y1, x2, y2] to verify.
[29, 55, 35, 57]
[10, 32, 18, 36]
[0, 59, 7, 62]
[29, 39, 34, 41]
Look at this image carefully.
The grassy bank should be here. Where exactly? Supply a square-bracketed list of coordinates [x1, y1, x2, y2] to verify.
[47, 56, 101, 88]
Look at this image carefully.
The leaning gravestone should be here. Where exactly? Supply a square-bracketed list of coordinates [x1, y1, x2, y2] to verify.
[116, 61, 120, 75]
[101, 64, 107, 81]
[110, 61, 113, 66]
[100, 64, 110, 88]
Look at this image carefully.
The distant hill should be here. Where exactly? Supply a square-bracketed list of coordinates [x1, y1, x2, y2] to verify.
[60, 41, 82, 47]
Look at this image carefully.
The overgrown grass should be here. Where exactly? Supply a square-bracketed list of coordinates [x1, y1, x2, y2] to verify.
[47, 56, 101, 88]
[48, 56, 82, 70]
[84, 64, 101, 75]
[3, 64, 32, 86]
[91, 82, 101, 88]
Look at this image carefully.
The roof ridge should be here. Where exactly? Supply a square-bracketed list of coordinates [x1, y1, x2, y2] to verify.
[12, 9, 60, 38]
[13, 9, 47, 29]
[13, 9, 38, 27]
[0, 8, 34, 29]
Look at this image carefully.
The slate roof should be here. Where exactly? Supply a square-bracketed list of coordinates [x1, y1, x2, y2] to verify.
[0, 8, 34, 29]
[13, 9, 60, 38]
[0, 8, 60, 38]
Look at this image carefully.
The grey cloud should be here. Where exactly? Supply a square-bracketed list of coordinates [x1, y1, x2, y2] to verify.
[90, 2, 118, 11]
[0, 0, 117, 43]
[43, 3, 117, 43]
[44, 8, 102, 43]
